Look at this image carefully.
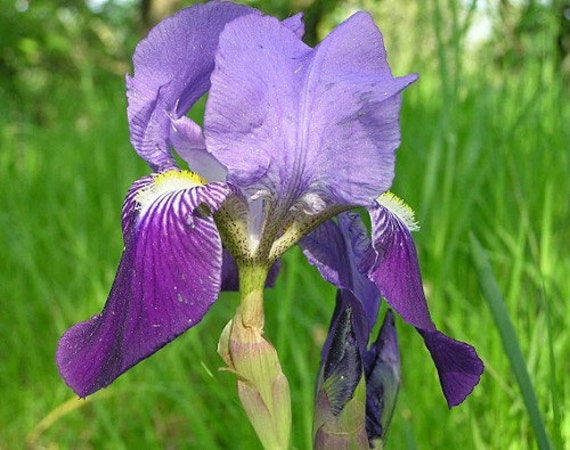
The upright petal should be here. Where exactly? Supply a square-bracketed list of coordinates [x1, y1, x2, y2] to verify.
[366, 201, 484, 407]
[126, 1, 258, 170]
[281, 12, 305, 39]
[206, 12, 417, 209]
[56, 176, 235, 397]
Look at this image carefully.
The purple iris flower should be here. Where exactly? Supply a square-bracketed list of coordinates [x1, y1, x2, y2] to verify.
[56, 0, 483, 410]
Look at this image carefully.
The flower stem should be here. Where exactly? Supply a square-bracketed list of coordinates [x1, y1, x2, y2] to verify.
[218, 263, 292, 450]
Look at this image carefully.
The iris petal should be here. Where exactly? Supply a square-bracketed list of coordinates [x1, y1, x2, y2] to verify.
[56, 179, 234, 397]
[367, 203, 483, 406]
[419, 330, 484, 407]
[206, 12, 417, 208]
[126, 1, 257, 170]
[301, 213, 379, 330]
[365, 203, 433, 330]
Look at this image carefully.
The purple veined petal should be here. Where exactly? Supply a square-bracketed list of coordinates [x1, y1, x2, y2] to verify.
[366, 201, 484, 406]
[121, 174, 154, 242]
[126, 1, 259, 170]
[56, 177, 235, 397]
[300, 213, 379, 330]
[365, 202, 433, 330]
[206, 12, 417, 209]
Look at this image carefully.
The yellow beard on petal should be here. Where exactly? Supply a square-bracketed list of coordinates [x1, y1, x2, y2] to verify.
[135, 169, 206, 211]
[376, 191, 420, 232]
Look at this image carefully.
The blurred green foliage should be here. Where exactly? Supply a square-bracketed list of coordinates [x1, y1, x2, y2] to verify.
[2, 0, 568, 109]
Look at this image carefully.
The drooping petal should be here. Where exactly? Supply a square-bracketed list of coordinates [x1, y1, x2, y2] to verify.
[365, 202, 433, 330]
[56, 176, 235, 397]
[126, 1, 258, 170]
[300, 220, 346, 288]
[206, 12, 417, 209]
[301, 213, 379, 330]
[419, 330, 484, 408]
[366, 202, 484, 406]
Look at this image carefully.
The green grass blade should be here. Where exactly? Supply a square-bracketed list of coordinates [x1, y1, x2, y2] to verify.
[469, 234, 552, 450]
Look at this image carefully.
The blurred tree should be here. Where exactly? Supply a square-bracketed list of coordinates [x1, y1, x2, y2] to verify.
[1, 0, 138, 122]
[138, 0, 343, 45]
[141, 0, 183, 28]
[491, 0, 564, 71]
[556, 1, 570, 75]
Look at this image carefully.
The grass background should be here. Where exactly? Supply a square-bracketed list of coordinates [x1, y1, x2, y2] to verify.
[1, 0, 568, 448]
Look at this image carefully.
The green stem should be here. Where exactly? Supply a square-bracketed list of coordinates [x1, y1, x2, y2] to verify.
[236, 263, 269, 329]
[218, 262, 292, 450]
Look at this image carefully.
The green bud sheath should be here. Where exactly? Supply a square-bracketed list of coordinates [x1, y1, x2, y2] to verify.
[217, 265, 291, 450]
[314, 376, 369, 449]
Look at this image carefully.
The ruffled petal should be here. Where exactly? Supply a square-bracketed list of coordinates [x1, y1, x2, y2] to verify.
[281, 12, 305, 38]
[126, 1, 258, 170]
[56, 178, 235, 397]
[366, 202, 483, 406]
[206, 12, 416, 208]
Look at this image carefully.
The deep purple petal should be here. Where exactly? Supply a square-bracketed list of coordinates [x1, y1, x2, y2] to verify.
[367, 203, 483, 405]
[301, 213, 379, 330]
[56, 180, 234, 397]
[419, 330, 484, 407]
[220, 248, 239, 291]
[366, 203, 434, 330]
[206, 12, 416, 207]
[126, 1, 258, 169]
[300, 220, 346, 288]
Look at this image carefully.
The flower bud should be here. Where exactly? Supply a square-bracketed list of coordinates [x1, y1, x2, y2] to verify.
[218, 312, 291, 449]
[313, 299, 369, 449]
[364, 310, 401, 449]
